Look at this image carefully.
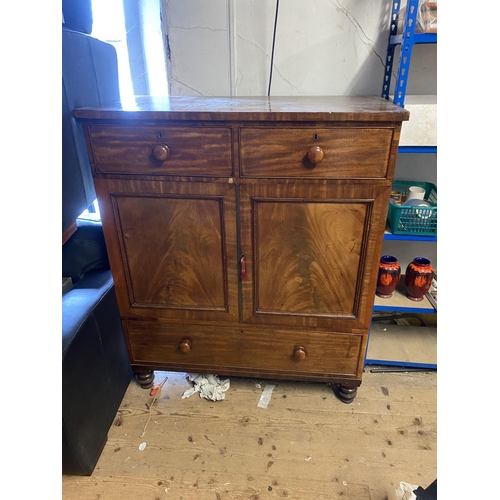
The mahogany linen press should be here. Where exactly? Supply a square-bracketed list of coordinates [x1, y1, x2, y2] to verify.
[75, 96, 409, 403]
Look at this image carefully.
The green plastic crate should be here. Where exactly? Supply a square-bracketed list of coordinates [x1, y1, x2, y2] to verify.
[387, 180, 437, 236]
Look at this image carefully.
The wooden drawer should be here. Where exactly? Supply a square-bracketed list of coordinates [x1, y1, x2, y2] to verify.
[87, 124, 233, 176]
[239, 126, 394, 179]
[127, 321, 364, 381]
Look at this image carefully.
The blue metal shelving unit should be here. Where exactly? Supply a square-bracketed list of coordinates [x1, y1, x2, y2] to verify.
[384, 233, 437, 242]
[365, 0, 437, 370]
[364, 357, 437, 371]
[381, 0, 437, 107]
[399, 146, 437, 154]
[373, 301, 436, 315]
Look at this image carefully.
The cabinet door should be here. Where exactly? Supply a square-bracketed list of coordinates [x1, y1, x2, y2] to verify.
[94, 178, 239, 322]
[239, 183, 389, 331]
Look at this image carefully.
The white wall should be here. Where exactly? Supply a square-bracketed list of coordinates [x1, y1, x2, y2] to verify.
[162, 0, 436, 97]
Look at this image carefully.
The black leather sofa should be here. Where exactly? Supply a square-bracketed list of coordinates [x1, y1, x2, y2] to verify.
[62, 0, 133, 476]
[62, 221, 132, 476]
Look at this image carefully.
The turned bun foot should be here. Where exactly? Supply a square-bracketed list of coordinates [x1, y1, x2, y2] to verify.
[136, 370, 155, 389]
[329, 383, 358, 404]
[338, 385, 358, 404]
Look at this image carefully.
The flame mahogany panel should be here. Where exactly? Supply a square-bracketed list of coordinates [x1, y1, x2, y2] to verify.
[94, 178, 239, 323]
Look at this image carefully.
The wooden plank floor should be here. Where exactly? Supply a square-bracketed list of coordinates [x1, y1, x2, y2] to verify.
[62, 368, 437, 500]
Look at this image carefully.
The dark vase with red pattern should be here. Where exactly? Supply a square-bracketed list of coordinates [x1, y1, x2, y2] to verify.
[405, 257, 434, 301]
[376, 255, 401, 298]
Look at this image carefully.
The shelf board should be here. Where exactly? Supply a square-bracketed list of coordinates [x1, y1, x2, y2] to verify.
[414, 32, 437, 44]
[384, 226, 437, 242]
[373, 276, 436, 314]
[399, 95, 437, 146]
[398, 146, 437, 154]
[365, 323, 437, 368]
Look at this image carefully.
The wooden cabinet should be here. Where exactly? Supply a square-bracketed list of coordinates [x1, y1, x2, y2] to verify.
[75, 96, 409, 403]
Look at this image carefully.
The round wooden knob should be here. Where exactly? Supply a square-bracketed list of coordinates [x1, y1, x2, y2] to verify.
[306, 145, 324, 164]
[178, 339, 192, 353]
[293, 346, 307, 360]
[152, 144, 170, 161]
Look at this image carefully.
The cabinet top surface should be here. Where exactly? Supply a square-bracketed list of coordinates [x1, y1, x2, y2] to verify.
[74, 95, 409, 122]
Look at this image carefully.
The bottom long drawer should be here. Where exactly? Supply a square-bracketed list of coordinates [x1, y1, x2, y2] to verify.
[126, 321, 366, 382]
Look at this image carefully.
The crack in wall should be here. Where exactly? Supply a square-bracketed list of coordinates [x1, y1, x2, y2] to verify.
[272, 66, 307, 95]
[312, 68, 351, 94]
[330, 0, 385, 67]
[237, 34, 270, 59]
[168, 23, 227, 33]
[236, 68, 244, 92]
[170, 76, 215, 96]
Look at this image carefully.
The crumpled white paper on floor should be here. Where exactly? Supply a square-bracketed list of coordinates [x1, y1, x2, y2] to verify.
[181, 374, 230, 401]
[395, 482, 419, 500]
